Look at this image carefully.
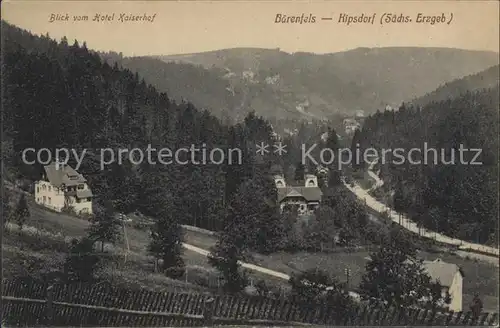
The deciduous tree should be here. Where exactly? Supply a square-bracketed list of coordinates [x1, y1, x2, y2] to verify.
[14, 194, 29, 230]
[359, 227, 445, 309]
[289, 269, 355, 324]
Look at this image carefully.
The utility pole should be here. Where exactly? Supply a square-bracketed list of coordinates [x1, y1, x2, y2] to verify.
[122, 221, 130, 263]
[344, 267, 351, 287]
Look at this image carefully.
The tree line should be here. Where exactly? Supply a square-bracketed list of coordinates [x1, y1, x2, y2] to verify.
[351, 87, 499, 246]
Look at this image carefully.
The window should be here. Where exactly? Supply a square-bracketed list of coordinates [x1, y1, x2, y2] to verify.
[48, 197, 51, 204]
[37, 186, 40, 193]
[48, 186, 52, 192]
[78, 184, 85, 190]
[43, 196, 46, 203]
[76, 198, 81, 203]
[42, 185, 47, 191]
[87, 197, 92, 202]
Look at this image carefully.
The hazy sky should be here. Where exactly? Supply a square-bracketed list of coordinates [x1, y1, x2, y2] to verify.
[3, 1, 499, 56]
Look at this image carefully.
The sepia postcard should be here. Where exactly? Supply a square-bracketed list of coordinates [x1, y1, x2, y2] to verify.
[1, 0, 499, 326]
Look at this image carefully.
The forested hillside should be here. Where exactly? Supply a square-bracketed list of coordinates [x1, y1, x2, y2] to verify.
[157, 47, 499, 118]
[354, 85, 499, 245]
[99, 52, 315, 121]
[1, 20, 378, 266]
[1, 20, 277, 232]
[412, 65, 499, 106]
[97, 47, 499, 120]
[3, 21, 498, 313]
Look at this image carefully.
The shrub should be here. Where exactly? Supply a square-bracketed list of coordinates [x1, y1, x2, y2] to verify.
[132, 221, 149, 231]
[61, 204, 77, 215]
[64, 237, 102, 282]
[79, 212, 93, 221]
[255, 279, 271, 296]
[164, 266, 185, 279]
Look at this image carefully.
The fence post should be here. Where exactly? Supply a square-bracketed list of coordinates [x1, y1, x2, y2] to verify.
[203, 296, 215, 326]
[44, 284, 54, 325]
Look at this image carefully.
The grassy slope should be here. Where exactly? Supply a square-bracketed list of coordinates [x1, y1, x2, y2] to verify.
[183, 228, 499, 312]
[3, 191, 498, 311]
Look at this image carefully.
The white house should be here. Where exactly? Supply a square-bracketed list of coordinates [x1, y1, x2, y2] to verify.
[423, 258, 464, 312]
[35, 162, 93, 215]
[274, 174, 322, 215]
[363, 256, 464, 312]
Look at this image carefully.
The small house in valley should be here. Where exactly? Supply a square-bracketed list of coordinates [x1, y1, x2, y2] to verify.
[35, 162, 93, 215]
[274, 173, 322, 215]
[423, 258, 464, 312]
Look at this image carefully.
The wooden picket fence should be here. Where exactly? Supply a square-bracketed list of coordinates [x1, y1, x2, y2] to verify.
[2, 279, 499, 326]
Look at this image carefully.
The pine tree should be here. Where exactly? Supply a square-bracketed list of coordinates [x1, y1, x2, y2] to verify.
[14, 194, 29, 230]
[148, 214, 185, 276]
[252, 172, 284, 253]
[305, 205, 337, 251]
[87, 200, 121, 252]
[64, 237, 101, 282]
[326, 128, 342, 186]
[209, 182, 254, 292]
[208, 229, 249, 293]
[294, 162, 305, 182]
[147, 189, 185, 276]
[393, 178, 405, 225]
[107, 162, 139, 213]
[60, 36, 68, 47]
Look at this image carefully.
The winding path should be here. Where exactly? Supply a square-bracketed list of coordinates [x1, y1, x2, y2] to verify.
[183, 243, 361, 299]
[367, 159, 384, 192]
[344, 176, 499, 259]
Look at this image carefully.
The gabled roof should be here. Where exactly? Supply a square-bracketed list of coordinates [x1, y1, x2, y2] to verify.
[76, 189, 93, 198]
[42, 162, 87, 187]
[423, 258, 463, 287]
[285, 189, 303, 198]
[277, 186, 322, 202]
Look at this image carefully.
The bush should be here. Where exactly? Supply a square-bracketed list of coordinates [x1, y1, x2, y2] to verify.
[255, 279, 271, 296]
[61, 204, 77, 215]
[164, 266, 185, 279]
[132, 221, 150, 231]
[19, 180, 32, 193]
[64, 237, 102, 282]
[79, 212, 93, 221]
[184, 267, 219, 288]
